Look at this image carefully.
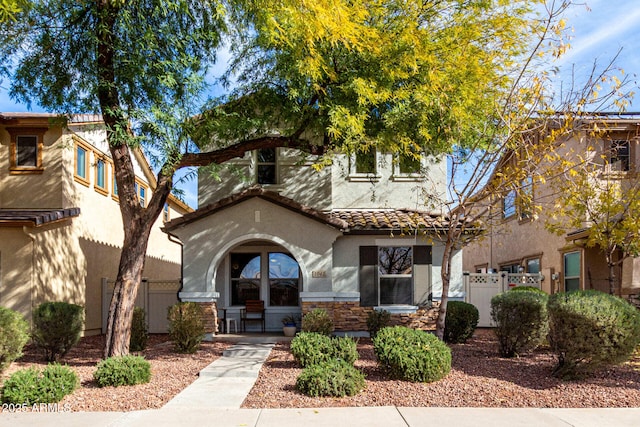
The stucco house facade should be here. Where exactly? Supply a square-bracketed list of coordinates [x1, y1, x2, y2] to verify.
[463, 115, 640, 301]
[0, 113, 191, 335]
[164, 147, 464, 334]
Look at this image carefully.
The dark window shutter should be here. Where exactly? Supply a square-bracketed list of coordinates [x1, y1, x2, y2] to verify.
[413, 245, 432, 265]
[359, 246, 378, 307]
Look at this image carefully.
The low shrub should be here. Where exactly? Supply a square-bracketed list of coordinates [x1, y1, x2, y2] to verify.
[290, 332, 358, 367]
[129, 307, 149, 352]
[1, 364, 78, 404]
[510, 286, 547, 295]
[167, 302, 205, 353]
[490, 290, 548, 357]
[366, 309, 391, 339]
[547, 290, 640, 379]
[296, 359, 366, 397]
[94, 355, 151, 387]
[0, 306, 30, 374]
[373, 326, 451, 383]
[32, 302, 84, 362]
[443, 301, 479, 343]
[301, 308, 333, 335]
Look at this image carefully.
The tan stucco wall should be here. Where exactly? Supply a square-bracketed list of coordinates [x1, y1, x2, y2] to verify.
[0, 126, 65, 209]
[1, 121, 183, 334]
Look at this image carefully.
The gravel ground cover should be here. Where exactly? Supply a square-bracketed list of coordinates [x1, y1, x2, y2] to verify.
[243, 329, 640, 408]
[2, 335, 232, 412]
[2, 329, 639, 411]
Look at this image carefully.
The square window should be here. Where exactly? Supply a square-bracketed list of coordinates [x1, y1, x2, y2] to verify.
[398, 154, 421, 174]
[355, 150, 376, 174]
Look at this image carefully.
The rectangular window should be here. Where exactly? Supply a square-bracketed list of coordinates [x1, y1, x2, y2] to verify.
[609, 140, 630, 172]
[519, 177, 534, 219]
[8, 128, 46, 173]
[398, 153, 421, 175]
[16, 136, 38, 167]
[526, 258, 541, 274]
[74, 143, 90, 186]
[503, 190, 516, 219]
[135, 181, 147, 207]
[256, 148, 277, 184]
[378, 247, 413, 305]
[564, 251, 580, 292]
[355, 150, 376, 174]
[230, 253, 261, 305]
[95, 158, 108, 194]
[163, 203, 170, 222]
[112, 168, 119, 200]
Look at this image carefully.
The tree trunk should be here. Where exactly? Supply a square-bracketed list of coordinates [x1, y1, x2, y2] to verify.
[435, 238, 455, 340]
[104, 220, 154, 357]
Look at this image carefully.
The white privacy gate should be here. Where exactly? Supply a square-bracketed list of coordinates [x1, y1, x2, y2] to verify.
[464, 273, 543, 327]
[102, 278, 181, 333]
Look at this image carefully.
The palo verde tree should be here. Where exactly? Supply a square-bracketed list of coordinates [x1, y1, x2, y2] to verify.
[546, 135, 640, 296]
[0, 0, 608, 354]
[414, 2, 635, 338]
[0, 0, 27, 21]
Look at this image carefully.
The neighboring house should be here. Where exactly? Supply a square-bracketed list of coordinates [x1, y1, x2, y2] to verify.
[463, 115, 640, 300]
[164, 146, 464, 333]
[0, 112, 191, 335]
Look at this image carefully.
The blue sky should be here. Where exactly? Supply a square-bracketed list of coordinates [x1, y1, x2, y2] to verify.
[1, 1, 638, 208]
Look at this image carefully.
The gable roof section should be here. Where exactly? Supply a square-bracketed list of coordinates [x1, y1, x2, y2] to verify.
[0, 208, 81, 227]
[163, 186, 459, 235]
[163, 186, 347, 231]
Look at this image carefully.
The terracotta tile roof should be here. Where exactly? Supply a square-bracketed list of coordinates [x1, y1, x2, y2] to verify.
[330, 209, 451, 233]
[163, 187, 459, 234]
[0, 208, 81, 227]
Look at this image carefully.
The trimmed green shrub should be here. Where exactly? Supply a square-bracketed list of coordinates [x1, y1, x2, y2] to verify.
[0, 306, 30, 374]
[367, 309, 391, 339]
[94, 355, 151, 387]
[32, 302, 84, 362]
[168, 302, 205, 353]
[130, 307, 149, 352]
[1, 364, 78, 404]
[444, 301, 479, 343]
[296, 359, 365, 397]
[290, 332, 358, 367]
[490, 290, 548, 357]
[510, 286, 547, 295]
[301, 308, 333, 335]
[373, 326, 451, 383]
[547, 290, 640, 379]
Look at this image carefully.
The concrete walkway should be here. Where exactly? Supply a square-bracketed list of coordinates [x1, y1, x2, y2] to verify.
[2, 335, 640, 426]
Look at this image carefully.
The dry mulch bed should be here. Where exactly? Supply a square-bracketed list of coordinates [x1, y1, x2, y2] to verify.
[2, 335, 232, 412]
[242, 329, 640, 408]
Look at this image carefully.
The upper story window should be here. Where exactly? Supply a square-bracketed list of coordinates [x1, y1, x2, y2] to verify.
[608, 139, 630, 172]
[8, 128, 46, 174]
[134, 180, 147, 207]
[502, 190, 517, 219]
[256, 148, 277, 184]
[163, 203, 170, 222]
[94, 158, 108, 195]
[355, 150, 376, 174]
[74, 140, 90, 186]
[398, 153, 421, 175]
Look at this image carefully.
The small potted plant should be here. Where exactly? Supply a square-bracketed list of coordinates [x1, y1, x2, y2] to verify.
[281, 314, 298, 337]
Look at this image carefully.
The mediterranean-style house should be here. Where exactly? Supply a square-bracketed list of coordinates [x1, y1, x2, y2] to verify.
[0, 112, 191, 335]
[463, 115, 640, 301]
[163, 145, 464, 334]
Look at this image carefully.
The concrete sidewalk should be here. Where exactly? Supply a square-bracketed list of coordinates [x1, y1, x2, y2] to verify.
[4, 406, 640, 427]
[2, 335, 640, 426]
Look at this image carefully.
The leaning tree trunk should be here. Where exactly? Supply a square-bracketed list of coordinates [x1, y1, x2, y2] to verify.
[104, 221, 154, 358]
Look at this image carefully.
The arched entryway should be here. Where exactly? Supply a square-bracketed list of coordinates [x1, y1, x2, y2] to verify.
[219, 240, 302, 332]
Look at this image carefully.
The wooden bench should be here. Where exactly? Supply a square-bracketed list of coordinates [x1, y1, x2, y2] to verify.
[240, 300, 265, 332]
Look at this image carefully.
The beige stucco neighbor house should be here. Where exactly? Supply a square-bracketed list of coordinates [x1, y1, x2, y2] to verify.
[164, 146, 464, 334]
[0, 113, 192, 335]
[463, 115, 640, 301]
